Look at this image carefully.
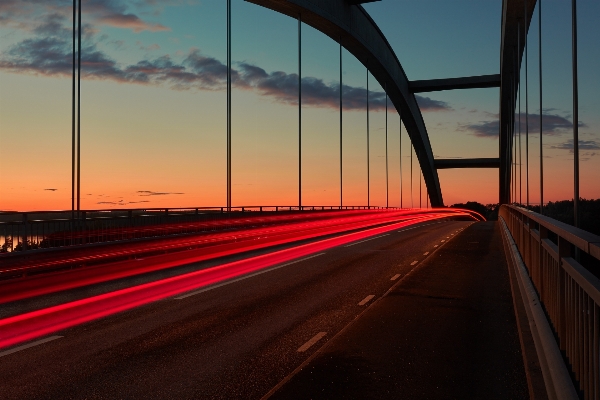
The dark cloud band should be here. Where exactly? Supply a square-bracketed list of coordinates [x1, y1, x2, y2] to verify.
[0, 2, 451, 113]
[461, 112, 586, 138]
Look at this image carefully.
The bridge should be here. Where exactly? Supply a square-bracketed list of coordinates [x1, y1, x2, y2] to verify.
[1, 1, 599, 399]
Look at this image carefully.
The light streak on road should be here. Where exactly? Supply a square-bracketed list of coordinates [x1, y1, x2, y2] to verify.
[0, 209, 479, 350]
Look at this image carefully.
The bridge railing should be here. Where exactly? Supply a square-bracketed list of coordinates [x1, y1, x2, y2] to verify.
[0, 205, 393, 254]
[500, 204, 600, 399]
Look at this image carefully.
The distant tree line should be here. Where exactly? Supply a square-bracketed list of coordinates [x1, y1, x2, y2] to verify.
[450, 199, 600, 236]
[450, 202, 499, 221]
[524, 199, 600, 236]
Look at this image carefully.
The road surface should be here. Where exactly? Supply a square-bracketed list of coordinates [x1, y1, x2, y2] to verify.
[0, 220, 527, 399]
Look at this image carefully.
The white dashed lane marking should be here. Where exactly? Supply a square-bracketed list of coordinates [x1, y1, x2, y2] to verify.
[423, 252, 430, 256]
[410, 261, 418, 266]
[358, 295, 375, 306]
[297, 332, 327, 352]
[391, 274, 401, 281]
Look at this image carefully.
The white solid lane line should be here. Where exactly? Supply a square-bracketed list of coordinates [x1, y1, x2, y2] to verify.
[0, 336, 63, 358]
[358, 295, 375, 306]
[297, 332, 327, 352]
[423, 252, 430, 256]
[344, 234, 390, 248]
[175, 253, 326, 299]
[391, 274, 401, 281]
[410, 261, 418, 266]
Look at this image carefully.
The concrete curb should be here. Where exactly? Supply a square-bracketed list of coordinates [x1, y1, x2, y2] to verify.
[499, 216, 579, 400]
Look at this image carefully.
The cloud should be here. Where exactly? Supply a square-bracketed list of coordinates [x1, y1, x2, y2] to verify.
[415, 96, 451, 112]
[550, 139, 600, 152]
[461, 112, 585, 139]
[136, 41, 160, 51]
[44, 188, 58, 191]
[465, 120, 499, 138]
[0, 0, 169, 33]
[0, 35, 451, 112]
[0, 2, 451, 114]
[581, 152, 598, 161]
[236, 63, 450, 111]
[97, 199, 151, 205]
[137, 190, 184, 196]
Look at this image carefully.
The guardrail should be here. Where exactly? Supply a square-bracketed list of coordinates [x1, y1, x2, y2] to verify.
[0, 205, 394, 254]
[500, 204, 600, 400]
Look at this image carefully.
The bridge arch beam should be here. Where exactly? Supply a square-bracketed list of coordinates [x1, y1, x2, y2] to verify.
[246, 0, 444, 207]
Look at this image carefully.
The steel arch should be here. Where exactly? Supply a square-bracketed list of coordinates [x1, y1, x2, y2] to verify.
[246, 0, 444, 207]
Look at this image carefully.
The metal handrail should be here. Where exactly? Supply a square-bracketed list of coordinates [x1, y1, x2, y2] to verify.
[0, 205, 395, 218]
[500, 204, 600, 399]
[0, 206, 401, 253]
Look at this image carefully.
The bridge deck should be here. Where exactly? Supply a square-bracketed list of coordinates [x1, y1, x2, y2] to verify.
[270, 222, 531, 399]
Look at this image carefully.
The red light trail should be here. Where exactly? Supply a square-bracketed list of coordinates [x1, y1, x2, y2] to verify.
[0, 209, 479, 303]
[0, 209, 480, 350]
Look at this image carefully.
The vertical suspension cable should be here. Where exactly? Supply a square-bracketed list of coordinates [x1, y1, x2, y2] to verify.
[512, 73, 515, 203]
[366, 65, 370, 207]
[298, 14, 302, 209]
[572, 0, 579, 227]
[419, 158, 422, 208]
[77, 0, 81, 212]
[525, 0, 530, 207]
[71, 0, 76, 217]
[539, 0, 543, 214]
[385, 83, 388, 208]
[227, 0, 232, 211]
[508, 67, 513, 204]
[513, 67, 517, 204]
[519, 21, 522, 205]
[399, 114, 402, 208]
[410, 144, 413, 208]
[514, 47, 518, 204]
[339, 41, 343, 208]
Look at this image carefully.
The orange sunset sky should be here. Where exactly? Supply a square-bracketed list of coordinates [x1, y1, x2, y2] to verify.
[1, 0, 599, 211]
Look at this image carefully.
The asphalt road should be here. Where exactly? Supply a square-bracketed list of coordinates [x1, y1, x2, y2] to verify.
[269, 221, 528, 400]
[0, 220, 521, 400]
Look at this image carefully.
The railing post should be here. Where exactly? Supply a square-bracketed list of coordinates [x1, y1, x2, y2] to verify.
[128, 210, 133, 240]
[539, 224, 548, 297]
[81, 211, 86, 245]
[558, 235, 572, 351]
